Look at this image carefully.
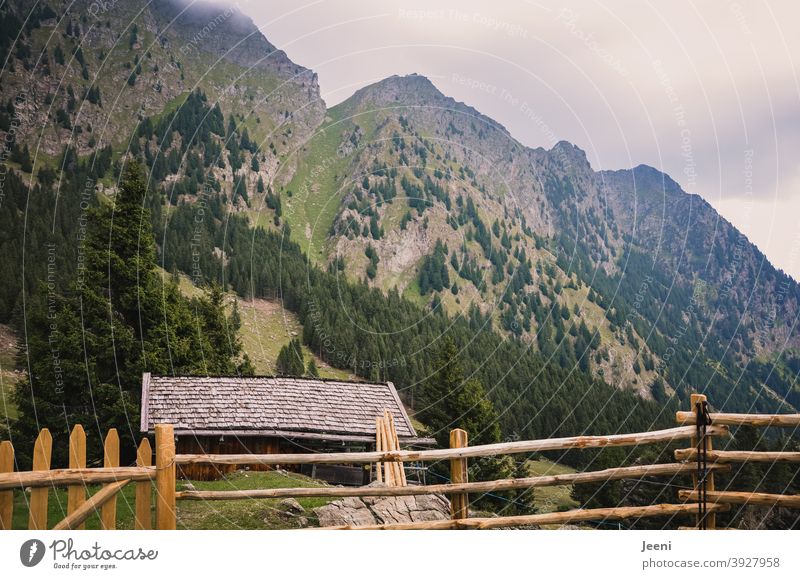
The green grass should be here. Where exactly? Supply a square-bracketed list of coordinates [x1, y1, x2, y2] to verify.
[409, 417, 432, 437]
[177, 471, 333, 530]
[8, 471, 332, 530]
[0, 323, 19, 422]
[282, 107, 361, 260]
[527, 458, 579, 514]
[561, 284, 613, 343]
[401, 278, 425, 306]
[156, 267, 204, 299]
[237, 297, 302, 373]
[245, 209, 280, 232]
[160, 268, 351, 380]
[236, 297, 352, 380]
[11, 482, 140, 530]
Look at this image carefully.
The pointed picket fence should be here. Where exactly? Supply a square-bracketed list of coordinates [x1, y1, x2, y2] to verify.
[0, 425, 158, 530]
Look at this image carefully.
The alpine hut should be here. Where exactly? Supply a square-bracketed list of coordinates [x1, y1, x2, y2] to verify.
[139, 373, 433, 481]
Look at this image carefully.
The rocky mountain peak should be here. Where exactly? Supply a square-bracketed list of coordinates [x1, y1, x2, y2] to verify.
[549, 140, 592, 172]
[599, 164, 686, 201]
[349, 73, 442, 104]
[338, 74, 508, 135]
[152, 0, 316, 84]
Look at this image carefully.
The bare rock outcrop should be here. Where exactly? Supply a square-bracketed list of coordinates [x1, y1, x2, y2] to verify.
[314, 485, 450, 527]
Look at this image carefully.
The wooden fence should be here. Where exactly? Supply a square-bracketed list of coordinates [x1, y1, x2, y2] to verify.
[0, 424, 172, 530]
[173, 392, 799, 530]
[0, 394, 797, 530]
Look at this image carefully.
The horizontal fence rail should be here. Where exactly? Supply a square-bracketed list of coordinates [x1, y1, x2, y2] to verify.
[169, 392, 797, 531]
[674, 449, 800, 464]
[673, 395, 800, 530]
[177, 462, 730, 501]
[0, 466, 156, 491]
[175, 425, 729, 466]
[675, 411, 800, 427]
[678, 490, 800, 509]
[319, 503, 731, 530]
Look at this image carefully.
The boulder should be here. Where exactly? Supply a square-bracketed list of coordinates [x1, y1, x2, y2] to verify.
[279, 498, 305, 514]
[314, 490, 451, 527]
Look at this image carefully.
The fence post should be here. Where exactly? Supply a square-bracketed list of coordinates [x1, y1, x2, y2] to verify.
[28, 428, 52, 530]
[155, 424, 176, 530]
[378, 416, 396, 486]
[135, 438, 152, 530]
[100, 429, 120, 530]
[67, 425, 87, 530]
[449, 428, 469, 520]
[374, 418, 383, 484]
[690, 393, 716, 530]
[0, 440, 13, 529]
[387, 413, 407, 486]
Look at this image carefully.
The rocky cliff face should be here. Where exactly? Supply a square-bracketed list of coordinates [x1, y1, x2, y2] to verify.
[0, 0, 325, 182]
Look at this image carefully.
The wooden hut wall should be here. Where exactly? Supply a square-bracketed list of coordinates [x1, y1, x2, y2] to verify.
[174, 435, 374, 481]
[176, 436, 283, 480]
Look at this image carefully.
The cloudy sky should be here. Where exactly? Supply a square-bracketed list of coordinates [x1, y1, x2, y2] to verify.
[237, 0, 800, 279]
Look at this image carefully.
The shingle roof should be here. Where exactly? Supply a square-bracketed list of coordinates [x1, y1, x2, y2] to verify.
[140, 373, 417, 440]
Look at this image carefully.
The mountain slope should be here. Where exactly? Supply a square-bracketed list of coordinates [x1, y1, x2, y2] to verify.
[274, 74, 799, 408]
[1, 1, 797, 420]
[0, 0, 324, 176]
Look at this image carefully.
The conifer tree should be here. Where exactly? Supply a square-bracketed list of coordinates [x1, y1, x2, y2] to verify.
[11, 161, 248, 466]
[510, 457, 537, 515]
[417, 336, 500, 446]
[276, 338, 305, 376]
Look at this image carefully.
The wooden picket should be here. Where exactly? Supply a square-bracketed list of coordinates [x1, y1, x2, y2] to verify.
[449, 429, 469, 520]
[374, 417, 383, 484]
[101, 429, 120, 530]
[67, 424, 87, 530]
[386, 411, 406, 486]
[28, 428, 52, 530]
[135, 438, 153, 530]
[0, 440, 13, 529]
[155, 424, 176, 530]
[375, 411, 406, 487]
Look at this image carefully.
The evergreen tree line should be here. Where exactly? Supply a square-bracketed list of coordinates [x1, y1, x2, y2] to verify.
[164, 194, 668, 469]
[0, 146, 109, 323]
[8, 162, 251, 467]
[543, 172, 800, 416]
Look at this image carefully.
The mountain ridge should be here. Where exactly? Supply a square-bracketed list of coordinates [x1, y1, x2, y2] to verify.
[0, 0, 797, 413]
[282, 70, 799, 403]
